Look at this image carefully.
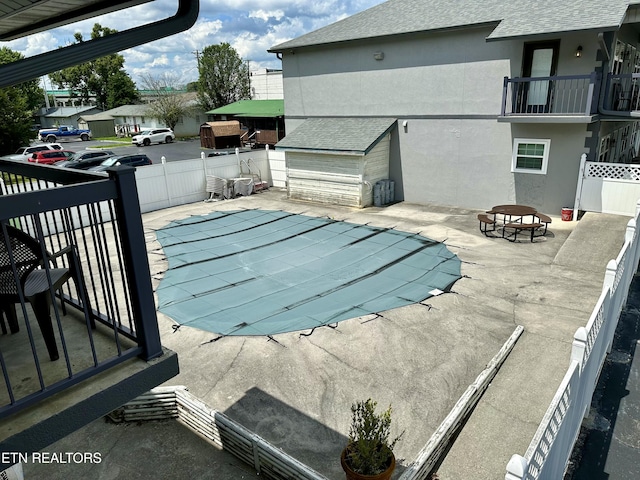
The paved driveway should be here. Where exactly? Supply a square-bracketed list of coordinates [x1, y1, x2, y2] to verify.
[49, 138, 211, 164]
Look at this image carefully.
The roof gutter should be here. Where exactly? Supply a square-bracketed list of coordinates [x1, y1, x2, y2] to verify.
[0, 0, 199, 88]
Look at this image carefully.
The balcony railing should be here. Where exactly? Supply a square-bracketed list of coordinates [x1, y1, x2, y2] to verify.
[501, 73, 598, 117]
[603, 72, 640, 113]
[0, 160, 163, 419]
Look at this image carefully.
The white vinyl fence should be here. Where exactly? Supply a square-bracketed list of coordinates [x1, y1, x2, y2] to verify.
[269, 149, 286, 188]
[574, 153, 640, 216]
[135, 146, 281, 213]
[505, 200, 640, 480]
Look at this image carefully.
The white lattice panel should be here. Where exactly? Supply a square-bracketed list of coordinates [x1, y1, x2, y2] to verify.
[586, 162, 640, 180]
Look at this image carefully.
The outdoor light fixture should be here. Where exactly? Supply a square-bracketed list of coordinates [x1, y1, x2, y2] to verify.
[575, 46, 583, 58]
[373, 51, 384, 61]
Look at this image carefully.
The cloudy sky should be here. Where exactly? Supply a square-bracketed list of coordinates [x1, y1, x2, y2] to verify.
[5, 0, 383, 89]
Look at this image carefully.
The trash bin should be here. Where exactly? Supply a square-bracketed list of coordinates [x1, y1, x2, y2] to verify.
[561, 207, 573, 221]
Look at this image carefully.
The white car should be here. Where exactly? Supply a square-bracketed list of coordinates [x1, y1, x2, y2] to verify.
[131, 128, 175, 146]
[2, 143, 63, 161]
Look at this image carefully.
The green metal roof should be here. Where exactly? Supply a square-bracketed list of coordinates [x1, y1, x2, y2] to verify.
[207, 99, 284, 118]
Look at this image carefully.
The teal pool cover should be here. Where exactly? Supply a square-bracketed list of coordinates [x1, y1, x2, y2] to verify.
[156, 210, 461, 336]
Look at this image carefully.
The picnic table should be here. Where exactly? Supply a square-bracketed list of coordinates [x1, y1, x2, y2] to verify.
[478, 205, 551, 242]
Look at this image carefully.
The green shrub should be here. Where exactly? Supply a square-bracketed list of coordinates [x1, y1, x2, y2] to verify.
[345, 399, 404, 475]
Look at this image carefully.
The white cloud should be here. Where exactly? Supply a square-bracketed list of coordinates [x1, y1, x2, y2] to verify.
[149, 55, 170, 67]
[3, 0, 384, 88]
[249, 9, 285, 22]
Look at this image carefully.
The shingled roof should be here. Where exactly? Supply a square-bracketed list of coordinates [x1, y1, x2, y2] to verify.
[270, 0, 639, 52]
[276, 117, 396, 155]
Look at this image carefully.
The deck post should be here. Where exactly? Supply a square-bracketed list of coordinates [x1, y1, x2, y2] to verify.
[108, 165, 163, 360]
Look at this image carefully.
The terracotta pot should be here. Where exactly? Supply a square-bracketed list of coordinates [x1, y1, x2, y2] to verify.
[340, 447, 396, 480]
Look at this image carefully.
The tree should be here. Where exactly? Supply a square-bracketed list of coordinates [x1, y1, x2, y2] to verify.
[0, 47, 44, 154]
[49, 24, 139, 109]
[140, 73, 194, 131]
[197, 43, 250, 111]
[106, 70, 139, 109]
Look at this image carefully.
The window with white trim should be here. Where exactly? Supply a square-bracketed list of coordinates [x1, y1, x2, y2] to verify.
[511, 138, 550, 174]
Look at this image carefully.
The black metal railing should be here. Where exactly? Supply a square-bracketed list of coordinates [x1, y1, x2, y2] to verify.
[0, 160, 162, 418]
[604, 72, 640, 112]
[501, 73, 598, 116]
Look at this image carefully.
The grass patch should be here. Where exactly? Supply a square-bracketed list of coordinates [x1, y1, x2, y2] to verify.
[91, 136, 132, 149]
[95, 136, 131, 143]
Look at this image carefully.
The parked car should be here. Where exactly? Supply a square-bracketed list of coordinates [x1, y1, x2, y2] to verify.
[131, 128, 175, 146]
[54, 150, 116, 169]
[29, 149, 75, 165]
[2, 143, 63, 161]
[88, 154, 153, 172]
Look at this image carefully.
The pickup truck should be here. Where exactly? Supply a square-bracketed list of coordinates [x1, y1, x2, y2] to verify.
[38, 125, 92, 142]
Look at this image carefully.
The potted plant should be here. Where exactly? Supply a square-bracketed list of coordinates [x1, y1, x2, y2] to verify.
[340, 398, 404, 480]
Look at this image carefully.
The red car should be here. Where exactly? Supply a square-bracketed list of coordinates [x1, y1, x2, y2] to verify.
[29, 149, 75, 165]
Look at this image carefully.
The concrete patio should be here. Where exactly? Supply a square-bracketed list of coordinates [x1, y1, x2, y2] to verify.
[23, 188, 631, 479]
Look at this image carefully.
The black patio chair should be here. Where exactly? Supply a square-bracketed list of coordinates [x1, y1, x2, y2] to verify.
[0, 224, 92, 361]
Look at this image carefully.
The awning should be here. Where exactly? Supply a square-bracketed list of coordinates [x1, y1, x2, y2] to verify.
[275, 117, 396, 156]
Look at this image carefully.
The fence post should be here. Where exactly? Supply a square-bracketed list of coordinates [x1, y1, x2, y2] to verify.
[572, 327, 589, 418]
[505, 454, 528, 480]
[571, 327, 587, 369]
[603, 259, 617, 294]
[625, 218, 636, 245]
[626, 218, 639, 277]
[603, 259, 618, 354]
[573, 153, 587, 220]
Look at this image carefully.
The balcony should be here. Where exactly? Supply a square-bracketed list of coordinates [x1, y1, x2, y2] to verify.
[0, 160, 178, 468]
[499, 73, 599, 123]
[602, 72, 640, 115]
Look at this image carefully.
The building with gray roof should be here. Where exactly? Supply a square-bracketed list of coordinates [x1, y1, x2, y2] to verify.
[270, 0, 640, 216]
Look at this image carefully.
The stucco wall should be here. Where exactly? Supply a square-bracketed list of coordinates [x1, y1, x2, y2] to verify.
[283, 28, 515, 117]
[280, 27, 597, 213]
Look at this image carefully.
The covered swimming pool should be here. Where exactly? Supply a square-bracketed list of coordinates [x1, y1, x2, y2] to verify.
[156, 210, 461, 336]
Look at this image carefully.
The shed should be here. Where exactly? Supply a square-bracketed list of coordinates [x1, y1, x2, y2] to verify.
[276, 117, 397, 208]
[200, 121, 242, 149]
[78, 112, 116, 138]
[207, 100, 285, 147]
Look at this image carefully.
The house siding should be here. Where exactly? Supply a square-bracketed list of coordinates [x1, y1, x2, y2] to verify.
[286, 134, 390, 208]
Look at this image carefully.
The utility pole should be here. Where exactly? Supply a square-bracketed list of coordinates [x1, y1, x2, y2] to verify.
[42, 76, 50, 109]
